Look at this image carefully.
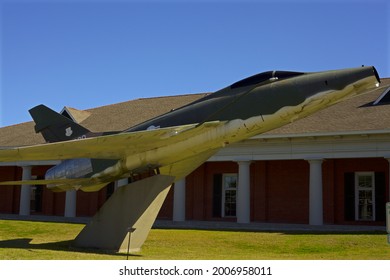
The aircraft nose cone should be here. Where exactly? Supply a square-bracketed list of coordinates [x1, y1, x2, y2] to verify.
[371, 66, 381, 84]
[300, 66, 381, 112]
[330, 66, 380, 89]
[298, 66, 380, 98]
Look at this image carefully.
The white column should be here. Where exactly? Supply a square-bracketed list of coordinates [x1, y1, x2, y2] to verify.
[237, 161, 251, 224]
[19, 166, 32, 216]
[173, 178, 186, 222]
[307, 159, 324, 225]
[64, 190, 77, 217]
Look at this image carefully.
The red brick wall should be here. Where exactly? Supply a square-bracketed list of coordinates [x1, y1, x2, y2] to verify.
[158, 186, 174, 219]
[185, 163, 207, 220]
[262, 160, 309, 224]
[322, 160, 336, 224]
[41, 189, 63, 215]
[251, 161, 267, 222]
[167, 160, 310, 223]
[179, 158, 388, 225]
[162, 160, 310, 223]
[2, 158, 388, 225]
[76, 188, 108, 217]
[0, 166, 21, 213]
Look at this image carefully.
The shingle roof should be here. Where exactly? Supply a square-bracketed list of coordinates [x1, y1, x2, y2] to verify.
[1, 79, 390, 147]
[80, 93, 207, 132]
[0, 122, 43, 147]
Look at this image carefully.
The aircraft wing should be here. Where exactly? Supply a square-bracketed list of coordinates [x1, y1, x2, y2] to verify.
[0, 148, 217, 187]
[0, 178, 93, 185]
[0, 177, 100, 192]
[0, 121, 224, 162]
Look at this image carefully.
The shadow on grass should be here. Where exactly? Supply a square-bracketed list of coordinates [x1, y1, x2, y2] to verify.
[0, 238, 142, 258]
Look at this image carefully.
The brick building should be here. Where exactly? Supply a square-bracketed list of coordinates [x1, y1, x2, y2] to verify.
[1, 78, 390, 226]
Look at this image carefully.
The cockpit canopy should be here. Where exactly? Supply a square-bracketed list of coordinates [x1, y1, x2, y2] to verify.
[230, 70, 304, 89]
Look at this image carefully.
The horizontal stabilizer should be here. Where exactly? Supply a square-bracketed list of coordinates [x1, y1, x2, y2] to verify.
[0, 178, 96, 192]
[0, 178, 91, 185]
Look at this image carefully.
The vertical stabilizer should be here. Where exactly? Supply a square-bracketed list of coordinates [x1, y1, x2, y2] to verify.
[29, 104, 90, 142]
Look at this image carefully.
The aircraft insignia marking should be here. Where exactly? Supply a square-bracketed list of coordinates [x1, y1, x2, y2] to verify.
[65, 127, 73, 137]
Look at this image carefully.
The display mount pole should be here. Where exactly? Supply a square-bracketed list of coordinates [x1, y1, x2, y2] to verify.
[126, 227, 136, 260]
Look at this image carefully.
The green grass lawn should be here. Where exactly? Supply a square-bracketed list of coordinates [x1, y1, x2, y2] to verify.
[0, 219, 389, 260]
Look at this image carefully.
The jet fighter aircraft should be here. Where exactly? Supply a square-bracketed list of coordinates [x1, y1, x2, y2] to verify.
[0, 66, 381, 252]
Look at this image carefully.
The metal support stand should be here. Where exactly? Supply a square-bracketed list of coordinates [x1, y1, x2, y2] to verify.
[73, 175, 175, 252]
[126, 227, 136, 260]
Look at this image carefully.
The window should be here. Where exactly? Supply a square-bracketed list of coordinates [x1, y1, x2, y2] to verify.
[222, 174, 237, 217]
[355, 172, 375, 221]
[106, 182, 115, 200]
[345, 171, 385, 222]
[30, 185, 43, 213]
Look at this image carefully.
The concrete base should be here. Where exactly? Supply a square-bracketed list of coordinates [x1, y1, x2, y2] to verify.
[73, 175, 174, 252]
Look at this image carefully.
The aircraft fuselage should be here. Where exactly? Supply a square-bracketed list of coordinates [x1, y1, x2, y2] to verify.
[126, 67, 379, 132]
[79, 66, 380, 191]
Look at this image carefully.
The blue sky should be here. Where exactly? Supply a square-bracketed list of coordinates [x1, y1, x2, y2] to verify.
[1, 0, 389, 127]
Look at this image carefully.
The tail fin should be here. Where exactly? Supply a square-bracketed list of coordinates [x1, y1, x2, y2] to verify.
[29, 104, 91, 142]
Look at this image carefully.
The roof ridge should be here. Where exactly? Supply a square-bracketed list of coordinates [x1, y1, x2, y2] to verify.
[86, 92, 208, 111]
[136, 92, 208, 101]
